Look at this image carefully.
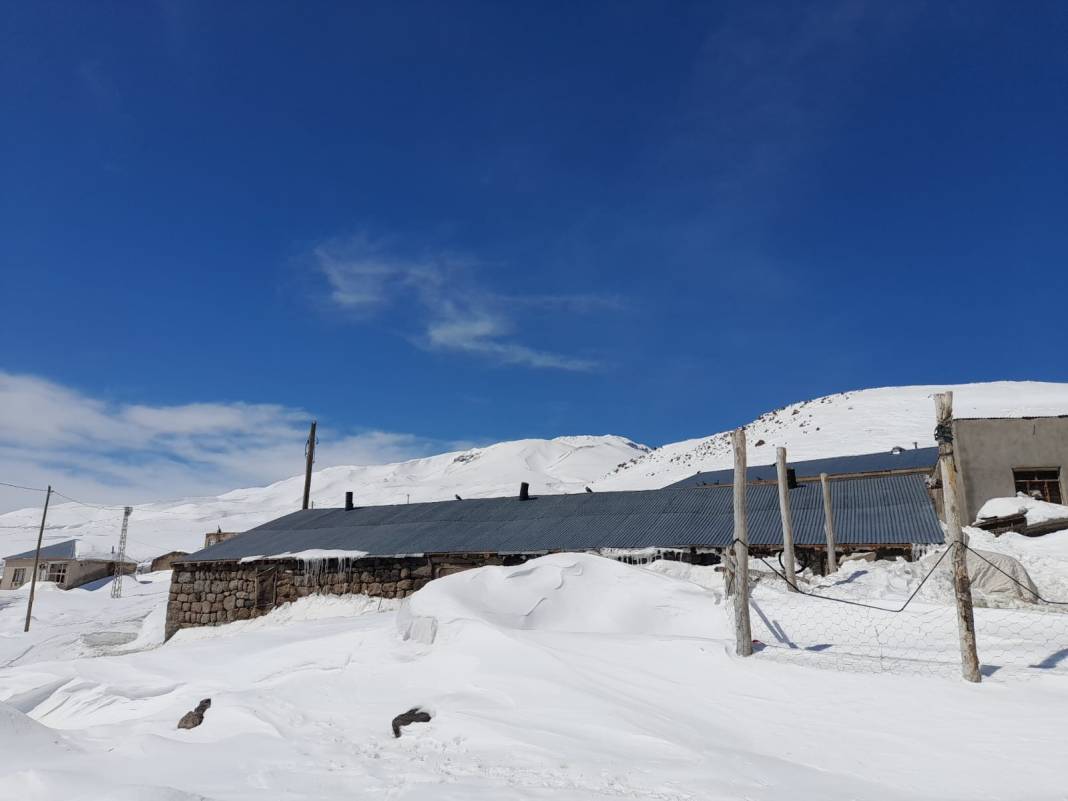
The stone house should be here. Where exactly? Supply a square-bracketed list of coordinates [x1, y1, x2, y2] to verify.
[0, 539, 137, 591]
[165, 477, 944, 639]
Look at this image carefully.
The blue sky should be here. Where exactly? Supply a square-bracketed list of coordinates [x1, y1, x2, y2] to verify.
[2, 1, 1067, 505]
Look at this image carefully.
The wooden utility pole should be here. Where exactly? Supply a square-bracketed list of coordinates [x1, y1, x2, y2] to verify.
[731, 428, 753, 657]
[24, 485, 52, 633]
[935, 391, 982, 683]
[775, 447, 798, 591]
[819, 473, 838, 574]
[302, 420, 317, 511]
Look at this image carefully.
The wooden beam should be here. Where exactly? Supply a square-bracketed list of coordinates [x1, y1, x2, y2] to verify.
[819, 473, 838, 574]
[775, 447, 798, 591]
[732, 428, 753, 657]
[935, 391, 982, 683]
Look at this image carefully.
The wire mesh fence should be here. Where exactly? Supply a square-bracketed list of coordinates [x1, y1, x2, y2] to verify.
[725, 541, 1068, 679]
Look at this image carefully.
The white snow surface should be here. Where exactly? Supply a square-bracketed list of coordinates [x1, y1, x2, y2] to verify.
[977, 494, 1068, 526]
[3, 551, 1068, 799]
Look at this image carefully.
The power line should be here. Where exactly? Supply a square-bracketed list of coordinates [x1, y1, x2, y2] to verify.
[0, 481, 49, 492]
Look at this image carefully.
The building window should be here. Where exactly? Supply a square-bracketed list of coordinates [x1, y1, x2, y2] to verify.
[47, 562, 68, 584]
[11, 568, 26, 586]
[1013, 468, 1062, 504]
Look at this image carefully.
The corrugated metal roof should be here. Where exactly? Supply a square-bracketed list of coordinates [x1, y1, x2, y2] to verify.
[180, 474, 943, 563]
[664, 447, 939, 488]
[3, 539, 135, 563]
[4, 539, 78, 561]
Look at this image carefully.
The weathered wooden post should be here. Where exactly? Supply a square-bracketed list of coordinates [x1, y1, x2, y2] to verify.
[302, 420, 317, 511]
[732, 428, 753, 656]
[24, 485, 52, 633]
[819, 473, 838, 574]
[775, 447, 798, 591]
[935, 391, 982, 683]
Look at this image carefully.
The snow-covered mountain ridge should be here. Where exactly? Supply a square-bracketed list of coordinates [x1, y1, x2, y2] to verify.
[2, 381, 1067, 562]
[0, 436, 648, 562]
[591, 381, 1068, 491]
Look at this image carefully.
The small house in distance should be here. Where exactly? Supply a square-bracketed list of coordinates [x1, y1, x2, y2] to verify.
[164, 477, 943, 638]
[150, 551, 190, 572]
[0, 539, 137, 591]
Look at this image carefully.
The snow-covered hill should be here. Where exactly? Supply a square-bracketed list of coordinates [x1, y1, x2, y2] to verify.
[3, 381, 1068, 564]
[593, 381, 1068, 491]
[0, 436, 648, 563]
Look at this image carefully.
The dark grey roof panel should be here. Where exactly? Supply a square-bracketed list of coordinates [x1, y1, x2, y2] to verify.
[665, 447, 939, 489]
[4, 539, 78, 561]
[180, 475, 943, 563]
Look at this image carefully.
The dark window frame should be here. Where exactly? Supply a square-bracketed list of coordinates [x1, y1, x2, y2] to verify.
[47, 562, 68, 585]
[1012, 467, 1063, 504]
[11, 567, 26, 586]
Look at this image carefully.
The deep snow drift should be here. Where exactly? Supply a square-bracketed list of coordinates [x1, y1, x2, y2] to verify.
[3, 547, 1068, 800]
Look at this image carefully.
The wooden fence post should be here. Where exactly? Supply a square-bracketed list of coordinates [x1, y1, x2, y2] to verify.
[732, 428, 753, 656]
[776, 447, 798, 591]
[935, 391, 982, 683]
[819, 473, 838, 574]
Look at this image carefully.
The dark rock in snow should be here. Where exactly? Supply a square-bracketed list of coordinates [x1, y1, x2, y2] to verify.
[392, 707, 432, 738]
[177, 698, 212, 730]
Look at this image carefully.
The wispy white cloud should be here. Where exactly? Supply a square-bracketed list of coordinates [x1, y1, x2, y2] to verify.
[0, 371, 461, 513]
[312, 235, 616, 371]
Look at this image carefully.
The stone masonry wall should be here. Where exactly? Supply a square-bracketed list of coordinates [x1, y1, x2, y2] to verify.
[164, 556, 435, 640]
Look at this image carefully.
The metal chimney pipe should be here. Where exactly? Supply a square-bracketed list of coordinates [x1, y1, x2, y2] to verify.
[519, 482, 530, 501]
[345, 491, 354, 511]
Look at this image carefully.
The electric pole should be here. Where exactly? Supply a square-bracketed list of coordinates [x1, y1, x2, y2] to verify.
[302, 420, 317, 510]
[111, 506, 133, 599]
[24, 485, 52, 633]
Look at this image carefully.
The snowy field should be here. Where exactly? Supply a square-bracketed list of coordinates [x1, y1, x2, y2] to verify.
[4, 543, 1068, 800]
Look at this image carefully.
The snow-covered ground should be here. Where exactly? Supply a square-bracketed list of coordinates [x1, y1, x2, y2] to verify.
[3, 547, 1068, 800]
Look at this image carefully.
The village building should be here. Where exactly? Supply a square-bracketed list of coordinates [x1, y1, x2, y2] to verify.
[165, 475, 942, 638]
[0, 539, 137, 591]
[150, 551, 190, 572]
[163, 418, 1068, 638]
[952, 416, 1068, 523]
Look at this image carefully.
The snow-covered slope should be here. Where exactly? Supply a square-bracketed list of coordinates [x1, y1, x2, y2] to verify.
[0, 436, 648, 563]
[593, 381, 1068, 491]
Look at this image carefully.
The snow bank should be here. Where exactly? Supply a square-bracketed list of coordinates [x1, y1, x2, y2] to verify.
[172, 593, 400, 641]
[976, 494, 1068, 526]
[397, 552, 723, 644]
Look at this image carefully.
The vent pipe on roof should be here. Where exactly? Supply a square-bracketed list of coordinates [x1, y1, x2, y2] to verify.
[519, 482, 530, 501]
[345, 491, 354, 511]
[786, 468, 798, 489]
